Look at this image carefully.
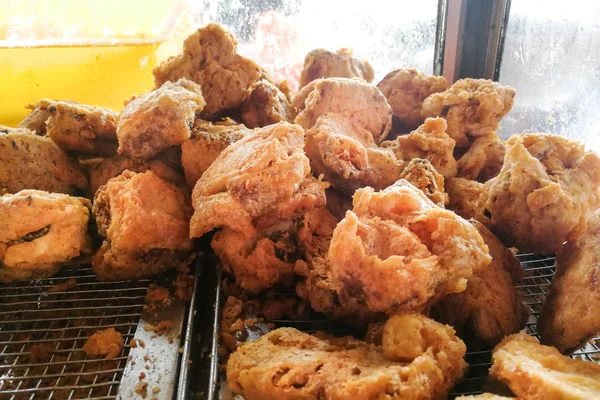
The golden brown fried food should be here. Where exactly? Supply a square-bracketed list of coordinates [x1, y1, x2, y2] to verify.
[227, 313, 467, 400]
[329, 180, 491, 314]
[189, 122, 327, 239]
[324, 187, 353, 221]
[457, 133, 505, 182]
[446, 177, 483, 220]
[293, 77, 393, 143]
[181, 119, 250, 187]
[479, 133, 600, 254]
[432, 220, 527, 345]
[18, 103, 50, 135]
[82, 328, 124, 360]
[304, 113, 404, 194]
[399, 159, 447, 206]
[92, 170, 192, 281]
[490, 332, 600, 399]
[117, 79, 206, 161]
[39, 99, 119, 156]
[377, 68, 448, 133]
[153, 24, 265, 119]
[0, 129, 88, 194]
[0, 125, 35, 135]
[241, 79, 294, 128]
[0, 190, 91, 283]
[457, 395, 513, 400]
[538, 210, 600, 353]
[299, 48, 374, 88]
[381, 118, 457, 179]
[422, 79, 516, 147]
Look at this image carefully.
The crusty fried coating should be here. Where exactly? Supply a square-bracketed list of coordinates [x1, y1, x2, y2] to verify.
[299, 48, 374, 88]
[117, 79, 206, 161]
[538, 210, 600, 353]
[457, 133, 505, 182]
[432, 220, 528, 345]
[39, 99, 119, 156]
[241, 79, 294, 128]
[153, 24, 265, 119]
[329, 180, 491, 314]
[293, 77, 392, 143]
[490, 332, 600, 399]
[0, 125, 35, 135]
[422, 79, 516, 147]
[82, 328, 123, 360]
[324, 187, 353, 221]
[0, 190, 91, 283]
[399, 159, 447, 207]
[478, 133, 600, 254]
[227, 313, 467, 400]
[181, 119, 250, 187]
[0, 130, 87, 194]
[381, 118, 457, 179]
[18, 103, 50, 135]
[190, 122, 327, 238]
[446, 177, 483, 220]
[377, 68, 448, 133]
[305, 113, 404, 194]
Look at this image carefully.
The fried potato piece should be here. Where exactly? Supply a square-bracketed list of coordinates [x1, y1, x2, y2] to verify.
[381, 118, 457, 179]
[457, 133, 505, 182]
[478, 133, 600, 254]
[446, 177, 483, 220]
[18, 103, 50, 135]
[490, 332, 600, 400]
[241, 79, 294, 128]
[190, 122, 327, 238]
[92, 170, 192, 281]
[153, 24, 265, 119]
[0, 190, 91, 283]
[117, 79, 206, 161]
[329, 180, 491, 314]
[39, 99, 118, 156]
[0, 130, 88, 194]
[227, 313, 467, 400]
[399, 159, 447, 206]
[422, 79, 516, 147]
[377, 68, 448, 133]
[299, 48, 374, 88]
[538, 210, 600, 353]
[304, 113, 404, 194]
[293, 77, 393, 143]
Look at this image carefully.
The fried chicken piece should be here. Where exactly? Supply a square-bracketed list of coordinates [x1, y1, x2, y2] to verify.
[92, 170, 192, 281]
[153, 24, 266, 119]
[18, 103, 50, 135]
[479, 133, 600, 254]
[0, 125, 35, 135]
[457, 133, 505, 182]
[299, 48, 374, 88]
[399, 159, 447, 206]
[117, 79, 205, 161]
[490, 332, 600, 399]
[304, 113, 404, 194]
[446, 177, 483, 220]
[538, 210, 600, 353]
[329, 180, 491, 314]
[293, 77, 393, 143]
[0, 190, 91, 283]
[39, 99, 118, 156]
[381, 117, 457, 179]
[422, 79, 516, 147]
[227, 313, 467, 400]
[190, 122, 327, 238]
[377, 68, 448, 133]
[83, 328, 124, 360]
[324, 187, 352, 221]
[241, 79, 294, 128]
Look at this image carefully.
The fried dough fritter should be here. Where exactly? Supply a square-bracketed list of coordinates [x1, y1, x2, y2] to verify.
[399, 158, 447, 207]
[227, 314, 467, 400]
[299, 48, 374, 88]
[377, 68, 448, 133]
[381, 118, 457, 179]
[117, 79, 206, 161]
[328, 180, 491, 314]
[241, 79, 294, 128]
[478, 133, 600, 254]
[293, 77, 393, 143]
[446, 177, 483, 220]
[17, 103, 50, 135]
[457, 133, 505, 182]
[422, 79, 516, 147]
[0, 190, 91, 283]
[490, 332, 600, 400]
[538, 210, 600, 353]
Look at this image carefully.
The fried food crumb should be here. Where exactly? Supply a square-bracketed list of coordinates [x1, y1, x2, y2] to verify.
[47, 278, 78, 293]
[139, 372, 146, 381]
[129, 339, 137, 348]
[152, 387, 160, 394]
[145, 285, 171, 303]
[135, 381, 148, 399]
[82, 328, 124, 360]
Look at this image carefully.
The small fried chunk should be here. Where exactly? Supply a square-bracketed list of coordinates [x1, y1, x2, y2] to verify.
[457, 133, 505, 182]
[446, 177, 483, 220]
[241, 79, 294, 128]
[399, 159, 447, 207]
[18, 103, 50, 135]
[83, 328, 124, 360]
[299, 48, 374, 88]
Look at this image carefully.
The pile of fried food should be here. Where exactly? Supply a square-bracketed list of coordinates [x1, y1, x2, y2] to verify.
[2, 23, 600, 399]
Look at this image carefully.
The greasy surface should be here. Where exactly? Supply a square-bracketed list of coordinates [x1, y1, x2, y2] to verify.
[478, 133, 600, 254]
[82, 328, 124, 360]
[446, 177, 484, 221]
[490, 333, 600, 400]
[17, 103, 50, 135]
[398, 159, 447, 207]
[227, 314, 467, 400]
[457, 133, 506, 182]
[117, 79, 206, 161]
[422, 79, 516, 147]
[328, 180, 491, 314]
[241, 79, 294, 128]
[299, 48, 374, 88]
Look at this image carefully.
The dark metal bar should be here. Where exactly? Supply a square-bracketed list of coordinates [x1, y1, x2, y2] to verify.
[434, 0, 449, 76]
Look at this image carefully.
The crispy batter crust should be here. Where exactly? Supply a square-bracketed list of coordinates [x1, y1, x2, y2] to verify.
[457, 133, 505, 182]
[17, 104, 50, 135]
[241, 79, 294, 128]
[299, 48, 374, 88]
[446, 177, 483, 220]
[399, 159, 447, 207]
